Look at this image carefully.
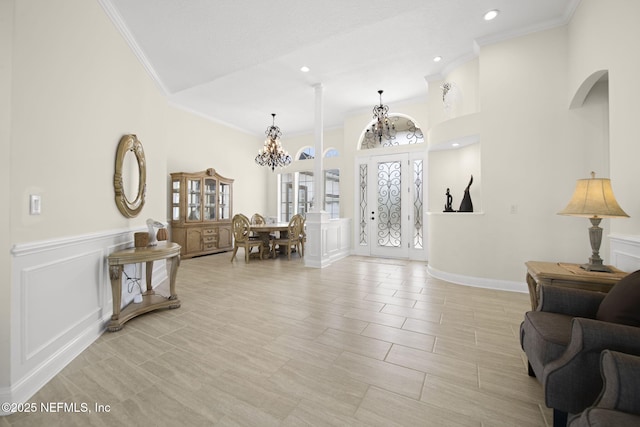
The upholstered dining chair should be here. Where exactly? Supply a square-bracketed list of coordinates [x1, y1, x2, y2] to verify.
[520, 270, 640, 427]
[270, 214, 302, 260]
[230, 214, 264, 262]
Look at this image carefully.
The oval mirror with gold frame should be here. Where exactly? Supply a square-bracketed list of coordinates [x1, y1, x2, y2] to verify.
[114, 134, 146, 218]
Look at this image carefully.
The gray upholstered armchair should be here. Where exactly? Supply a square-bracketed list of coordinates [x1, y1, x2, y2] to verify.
[520, 270, 640, 427]
[568, 350, 640, 426]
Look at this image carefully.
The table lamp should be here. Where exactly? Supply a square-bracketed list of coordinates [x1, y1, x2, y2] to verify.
[558, 172, 629, 272]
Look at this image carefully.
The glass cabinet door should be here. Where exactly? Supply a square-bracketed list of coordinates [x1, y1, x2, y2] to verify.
[187, 179, 201, 221]
[219, 182, 230, 220]
[203, 178, 216, 221]
[171, 179, 181, 221]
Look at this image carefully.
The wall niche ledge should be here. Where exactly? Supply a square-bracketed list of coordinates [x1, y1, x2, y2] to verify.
[428, 112, 482, 148]
[428, 211, 485, 215]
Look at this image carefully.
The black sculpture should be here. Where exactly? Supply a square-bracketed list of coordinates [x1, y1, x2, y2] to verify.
[458, 175, 474, 212]
[443, 188, 454, 212]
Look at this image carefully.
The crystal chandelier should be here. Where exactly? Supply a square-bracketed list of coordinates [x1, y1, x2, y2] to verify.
[255, 113, 292, 172]
[364, 90, 396, 144]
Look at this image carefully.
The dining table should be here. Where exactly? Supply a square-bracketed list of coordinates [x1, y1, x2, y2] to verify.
[249, 222, 291, 258]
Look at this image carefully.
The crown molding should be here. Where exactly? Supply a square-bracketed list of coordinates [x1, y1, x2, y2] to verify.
[97, 0, 169, 96]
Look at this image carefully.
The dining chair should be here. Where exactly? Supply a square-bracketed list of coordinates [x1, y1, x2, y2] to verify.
[250, 213, 266, 225]
[250, 213, 275, 241]
[299, 216, 306, 257]
[230, 214, 264, 262]
[270, 214, 302, 260]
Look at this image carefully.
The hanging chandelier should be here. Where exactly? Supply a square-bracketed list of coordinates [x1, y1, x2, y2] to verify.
[255, 113, 292, 172]
[364, 90, 396, 145]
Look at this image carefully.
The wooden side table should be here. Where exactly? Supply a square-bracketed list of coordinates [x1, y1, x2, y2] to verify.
[525, 261, 627, 310]
[107, 241, 181, 331]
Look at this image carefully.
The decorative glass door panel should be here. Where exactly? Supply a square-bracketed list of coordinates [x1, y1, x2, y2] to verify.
[203, 178, 216, 220]
[171, 179, 181, 221]
[376, 161, 402, 248]
[187, 179, 201, 221]
[370, 154, 409, 258]
[219, 182, 230, 219]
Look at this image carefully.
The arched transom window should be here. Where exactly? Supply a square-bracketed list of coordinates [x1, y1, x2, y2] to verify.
[360, 115, 424, 149]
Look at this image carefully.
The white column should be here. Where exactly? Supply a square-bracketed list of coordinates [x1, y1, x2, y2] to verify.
[305, 83, 331, 268]
[313, 83, 325, 205]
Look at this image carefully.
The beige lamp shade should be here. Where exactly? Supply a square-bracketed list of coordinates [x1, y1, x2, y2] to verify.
[558, 172, 629, 218]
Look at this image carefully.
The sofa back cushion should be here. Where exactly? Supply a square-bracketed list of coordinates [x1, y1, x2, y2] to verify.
[597, 269, 640, 326]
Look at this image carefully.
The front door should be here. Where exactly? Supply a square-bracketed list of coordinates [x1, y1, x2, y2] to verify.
[355, 153, 411, 258]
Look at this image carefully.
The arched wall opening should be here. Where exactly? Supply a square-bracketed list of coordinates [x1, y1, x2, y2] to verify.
[570, 70, 608, 109]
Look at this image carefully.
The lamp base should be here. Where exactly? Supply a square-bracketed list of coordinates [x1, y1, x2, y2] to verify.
[579, 217, 613, 273]
[580, 263, 613, 273]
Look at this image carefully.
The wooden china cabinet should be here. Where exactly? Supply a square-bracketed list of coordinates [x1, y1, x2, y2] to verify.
[170, 168, 234, 258]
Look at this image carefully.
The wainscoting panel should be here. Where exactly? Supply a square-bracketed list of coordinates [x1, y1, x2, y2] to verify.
[304, 215, 351, 268]
[326, 218, 351, 263]
[610, 234, 640, 272]
[6, 227, 168, 413]
[21, 250, 103, 363]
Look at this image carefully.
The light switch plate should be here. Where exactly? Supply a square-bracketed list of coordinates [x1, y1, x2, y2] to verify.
[30, 194, 41, 215]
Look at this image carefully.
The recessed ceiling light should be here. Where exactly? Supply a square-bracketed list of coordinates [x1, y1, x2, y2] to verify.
[433, 56, 442, 62]
[300, 66, 310, 73]
[452, 143, 460, 147]
[484, 9, 499, 21]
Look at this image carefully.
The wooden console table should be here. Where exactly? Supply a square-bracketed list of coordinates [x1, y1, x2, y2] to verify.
[107, 241, 181, 331]
[525, 261, 627, 310]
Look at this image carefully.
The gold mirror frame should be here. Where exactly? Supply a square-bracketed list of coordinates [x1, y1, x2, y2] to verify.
[114, 134, 146, 218]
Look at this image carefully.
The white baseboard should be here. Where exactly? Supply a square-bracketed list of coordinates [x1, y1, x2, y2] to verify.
[427, 265, 527, 293]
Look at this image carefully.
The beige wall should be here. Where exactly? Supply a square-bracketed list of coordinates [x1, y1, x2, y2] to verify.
[478, 26, 583, 278]
[164, 106, 267, 218]
[568, 0, 640, 235]
[1, 0, 14, 391]
[10, 0, 169, 243]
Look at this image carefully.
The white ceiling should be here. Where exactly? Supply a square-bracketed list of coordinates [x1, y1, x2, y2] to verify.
[101, 0, 579, 137]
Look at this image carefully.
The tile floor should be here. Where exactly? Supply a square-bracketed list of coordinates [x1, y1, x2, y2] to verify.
[1, 254, 551, 426]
